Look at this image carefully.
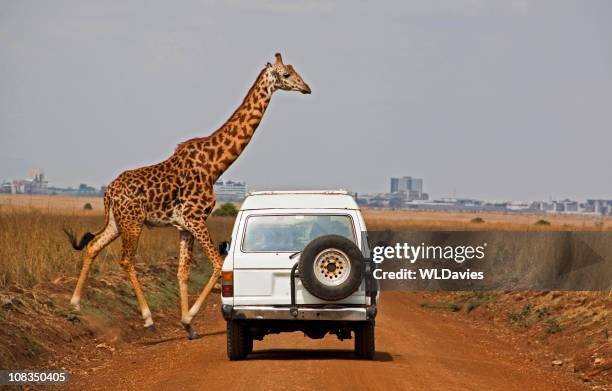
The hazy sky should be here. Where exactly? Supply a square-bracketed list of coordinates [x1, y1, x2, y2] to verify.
[1, 0, 611, 201]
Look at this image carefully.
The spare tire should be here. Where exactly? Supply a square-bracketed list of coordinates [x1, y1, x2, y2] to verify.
[298, 235, 364, 301]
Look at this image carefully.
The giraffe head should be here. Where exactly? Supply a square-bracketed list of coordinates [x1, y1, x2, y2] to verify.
[267, 53, 311, 94]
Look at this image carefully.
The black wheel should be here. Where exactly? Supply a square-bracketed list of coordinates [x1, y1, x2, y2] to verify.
[354, 321, 375, 360]
[227, 320, 251, 360]
[299, 235, 364, 301]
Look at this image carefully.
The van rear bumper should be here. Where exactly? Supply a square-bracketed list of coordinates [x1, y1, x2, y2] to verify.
[222, 305, 376, 321]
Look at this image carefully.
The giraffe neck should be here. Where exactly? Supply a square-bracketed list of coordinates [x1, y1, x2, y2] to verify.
[206, 67, 274, 181]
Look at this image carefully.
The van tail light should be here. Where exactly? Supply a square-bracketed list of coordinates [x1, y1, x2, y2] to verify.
[222, 271, 233, 297]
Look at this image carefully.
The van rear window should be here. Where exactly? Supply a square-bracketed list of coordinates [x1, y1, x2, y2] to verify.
[242, 215, 355, 252]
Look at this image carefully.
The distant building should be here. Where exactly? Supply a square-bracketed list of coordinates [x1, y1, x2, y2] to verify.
[390, 177, 398, 193]
[410, 178, 423, 194]
[529, 201, 554, 212]
[550, 199, 579, 213]
[584, 200, 612, 215]
[0, 169, 48, 194]
[590, 200, 611, 215]
[0, 182, 11, 194]
[214, 180, 247, 201]
[390, 176, 425, 200]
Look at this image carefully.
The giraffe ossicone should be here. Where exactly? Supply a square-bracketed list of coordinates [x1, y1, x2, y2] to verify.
[64, 53, 311, 338]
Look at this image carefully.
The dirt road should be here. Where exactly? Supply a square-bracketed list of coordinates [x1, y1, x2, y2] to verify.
[69, 292, 586, 391]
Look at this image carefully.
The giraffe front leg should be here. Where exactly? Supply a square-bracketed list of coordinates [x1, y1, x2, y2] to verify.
[177, 231, 200, 339]
[181, 219, 223, 339]
[122, 260, 156, 331]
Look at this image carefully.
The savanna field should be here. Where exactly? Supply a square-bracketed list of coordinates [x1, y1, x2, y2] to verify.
[0, 194, 609, 383]
[1, 194, 610, 289]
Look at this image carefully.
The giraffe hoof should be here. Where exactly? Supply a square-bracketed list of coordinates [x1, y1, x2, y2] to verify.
[183, 323, 201, 340]
[145, 324, 157, 333]
[188, 332, 202, 340]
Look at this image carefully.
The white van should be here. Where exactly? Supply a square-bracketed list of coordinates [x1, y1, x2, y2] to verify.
[219, 191, 378, 360]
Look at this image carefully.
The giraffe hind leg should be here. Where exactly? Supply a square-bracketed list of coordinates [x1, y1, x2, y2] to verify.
[118, 225, 156, 329]
[70, 216, 119, 310]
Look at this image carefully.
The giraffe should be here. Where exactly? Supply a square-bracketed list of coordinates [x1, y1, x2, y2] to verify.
[64, 53, 311, 339]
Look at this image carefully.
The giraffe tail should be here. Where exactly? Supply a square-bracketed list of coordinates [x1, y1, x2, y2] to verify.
[63, 191, 112, 251]
[63, 228, 96, 250]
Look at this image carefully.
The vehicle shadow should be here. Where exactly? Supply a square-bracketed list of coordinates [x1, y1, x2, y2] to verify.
[247, 349, 393, 362]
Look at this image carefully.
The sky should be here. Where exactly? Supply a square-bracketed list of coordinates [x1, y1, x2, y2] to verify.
[1, 0, 611, 201]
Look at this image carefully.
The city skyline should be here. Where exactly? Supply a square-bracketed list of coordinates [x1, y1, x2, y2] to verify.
[2, 167, 609, 205]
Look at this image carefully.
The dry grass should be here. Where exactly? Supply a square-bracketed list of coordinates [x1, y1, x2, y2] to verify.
[0, 199, 234, 288]
[0, 194, 104, 215]
[363, 209, 612, 231]
[0, 194, 610, 288]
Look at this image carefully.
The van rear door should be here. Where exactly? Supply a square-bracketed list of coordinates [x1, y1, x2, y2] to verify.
[231, 210, 366, 306]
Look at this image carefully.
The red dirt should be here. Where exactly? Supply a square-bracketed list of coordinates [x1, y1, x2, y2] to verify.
[66, 292, 594, 391]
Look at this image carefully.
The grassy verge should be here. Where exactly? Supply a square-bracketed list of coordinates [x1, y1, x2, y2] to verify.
[0, 207, 234, 288]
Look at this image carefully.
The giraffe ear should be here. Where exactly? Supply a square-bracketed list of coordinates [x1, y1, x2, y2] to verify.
[274, 53, 283, 65]
[266, 62, 272, 67]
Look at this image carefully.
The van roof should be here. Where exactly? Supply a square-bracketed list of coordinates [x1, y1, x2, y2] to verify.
[240, 190, 359, 210]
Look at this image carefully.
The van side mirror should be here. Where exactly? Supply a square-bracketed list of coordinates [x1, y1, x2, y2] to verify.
[218, 240, 231, 256]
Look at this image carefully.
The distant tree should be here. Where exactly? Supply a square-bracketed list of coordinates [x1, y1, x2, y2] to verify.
[83, 202, 93, 210]
[212, 203, 239, 217]
[470, 217, 485, 224]
[78, 183, 96, 194]
[534, 219, 551, 226]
